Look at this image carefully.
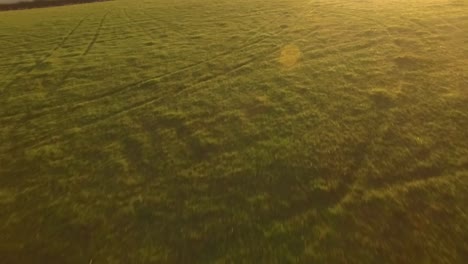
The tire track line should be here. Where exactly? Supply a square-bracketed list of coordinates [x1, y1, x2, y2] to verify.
[0, 7, 288, 120]
[439, 17, 463, 31]
[332, 171, 467, 213]
[61, 14, 273, 102]
[83, 11, 110, 56]
[308, 1, 393, 39]
[7, 40, 276, 151]
[1, 15, 91, 91]
[55, 16, 90, 50]
[4, 21, 299, 153]
[16, 41, 282, 151]
[56, 10, 117, 91]
[122, 8, 157, 41]
[140, 10, 184, 37]
[47, 11, 111, 91]
[3, 7, 293, 147]
[93, 56, 266, 122]
[0, 35, 266, 121]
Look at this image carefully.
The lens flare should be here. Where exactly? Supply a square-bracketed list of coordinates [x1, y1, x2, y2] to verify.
[278, 44, 301, 68]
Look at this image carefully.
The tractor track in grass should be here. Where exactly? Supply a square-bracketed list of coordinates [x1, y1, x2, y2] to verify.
[0, 30, 270, 121]
[140, 10, 185, 37]
[83, 11, 110, 56]
[0, 4, 308, 121]
[98, 17, 163, 28]
[405, 17, 438, 36]
[74, 37, 264, 100]
[55, 9, 133, 93]
[9, 40, 282, 151]
[1, 4, 307, 130]
[1, 14, 91, 91]
[0, 38, 16, 48]
[122, 8, 158, 41]
[52, 9, 159, 91]
[439, 17, 463, 31]
[306, 3, 393, 39]
[172, 54, 272, 99]
[333, 170, 468, 213]
[95, 52, 273, 122]
[0, 36, 265, 121]
[1, 0, 315, 121]
[330, 91, 468, 211]
[21, 11, 113, 94]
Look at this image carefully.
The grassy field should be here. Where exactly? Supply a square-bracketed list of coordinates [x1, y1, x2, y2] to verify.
[1, 0, 467, 263]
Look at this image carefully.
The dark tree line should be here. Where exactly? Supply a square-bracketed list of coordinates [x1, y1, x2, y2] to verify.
[0, 0, 108, 11]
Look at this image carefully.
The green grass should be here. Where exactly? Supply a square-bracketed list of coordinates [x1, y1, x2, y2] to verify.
[0, 0, 467, 263]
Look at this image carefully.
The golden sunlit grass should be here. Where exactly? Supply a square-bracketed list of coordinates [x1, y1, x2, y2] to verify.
[0, 0, 467, 263]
